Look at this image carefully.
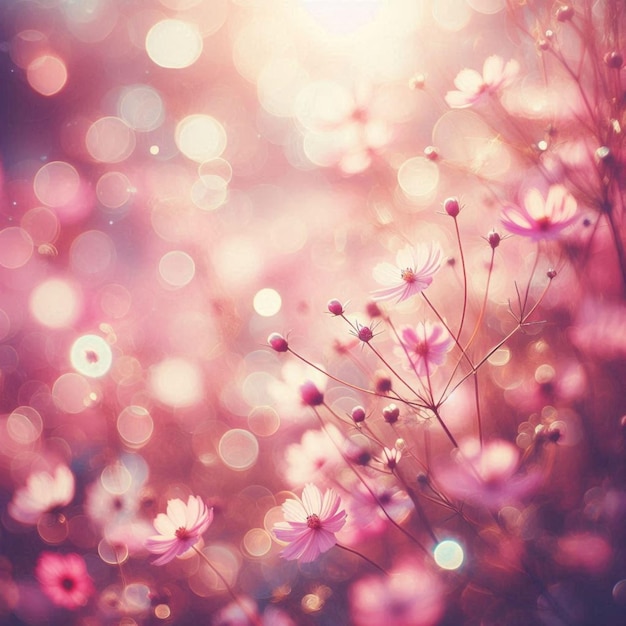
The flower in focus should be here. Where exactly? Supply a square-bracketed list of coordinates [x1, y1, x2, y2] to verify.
[349, 560, 444, 626]
[145, 495, 213, 565]
[445, 55, 519, 108]
[501, 185, 578, 241]
[436, 439, 541, 509]
[35, 552, 94, 610]
[397, 321, 454, 376]
[9, 465, 75, 524]
[273, 483, 347, 563]
[372, 243, 442, 303]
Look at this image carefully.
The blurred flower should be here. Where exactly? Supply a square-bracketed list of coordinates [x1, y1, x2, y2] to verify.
[445, 55, 519, 108]
[213, 596, 295, 626]
[372, 243, 442, 303]
[9, 465, 74, 524]
[273, 483, 347, 563]
[35, 552, 94, 609]
[501, 185, 578, 241]
[436, 439, 541, 509]
[397, 321, 454, 376]
[349, 560, 443, 626]
[145, 495, 213, 566]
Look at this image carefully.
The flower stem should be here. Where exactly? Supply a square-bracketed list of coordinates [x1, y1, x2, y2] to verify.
[335, 543, 388, 575]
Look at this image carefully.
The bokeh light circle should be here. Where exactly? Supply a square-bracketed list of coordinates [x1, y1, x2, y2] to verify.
[158, 251, 195, 288]
[30, 279, 81, 328]
[34, 161, 80, 208]
[145, 19, 203, 69]
[86, 117, 136, 163]
[218, 429, 259, 471]
[117, 406, 154, 447]
[434, 539, 464, 570]
[70, 334, 113, 378]
[150, 358, 203, 407]
[175, 115, 227, 163]
[243, 528, 272, 557]
[253, 288, 281, 317]
[27, 55, 67, 96]
[0, 227, 34, 269]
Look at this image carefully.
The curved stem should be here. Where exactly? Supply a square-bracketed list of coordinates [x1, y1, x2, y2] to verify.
[335, 543, 388, 575]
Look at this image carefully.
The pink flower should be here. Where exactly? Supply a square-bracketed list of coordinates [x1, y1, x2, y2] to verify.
[145, 495, 214, 565]
[349, 560, 444, 626]
[35, 552, 94, 609]
[445, 55, 519, 108]
[9, 465, 75, 524]
[398, 321, 454, 376]
[273, 483, 347, 563]
[372, 243, 442, 303]
[501, 185, 578, 241]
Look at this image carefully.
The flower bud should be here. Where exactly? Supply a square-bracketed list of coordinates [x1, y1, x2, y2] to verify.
[357, 325, 374, 343]
[366, 301, 382, 318]
[556, 5, 574, 21]
[383, 403, 399, 424]
[487, 230, 501, 249]
[375, 374, 392, 393]
[327, 299, 344, 316]
[424, 146, 439, 161]
[300, 381, 324, 407]
[268, 332, 289, 352]
[547, 268, 557, 279]
[444, 197, 460, 217]
[351, 406, 366, 423]
[409, 73, 426, 90]
[604, 51, 624, 69]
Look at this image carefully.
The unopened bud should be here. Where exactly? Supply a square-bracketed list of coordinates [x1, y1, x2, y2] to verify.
[268, 332, 288, 352]
[383, 403, 399, 424]
[366, 301, 382, 318]
[327, 299, 344, 315]
[357, 325, 374, 343]
[351, 406, 366, 423]
[300, 381, 324, 407]
[604, 51, 623, 69]
[556, 5, 574, 22]
[444, 197, 460, 217]
[375, 375, 392, 393]
[547, 268, 557, 279]
[424, 146, 439, 161]
[487, 230, 501, 249]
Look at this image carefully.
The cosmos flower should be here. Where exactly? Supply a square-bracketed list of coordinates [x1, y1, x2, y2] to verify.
[372, 243, 442, 303]
[273, 483, 347, 563]
[35, 552, 94, 610]
[445, 55, 519, 108]
[9, 465, 75, 525]
[501, 185, 578, 241]
[397, 321, 454, 376]
[145, 495, 214, 566]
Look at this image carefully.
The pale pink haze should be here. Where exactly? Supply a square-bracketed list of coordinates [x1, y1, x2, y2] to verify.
[35, 552, 94, 609]
[501, 184, 578, 241]
[445, 55, 520, 108]
[398, 321, 454, 376]
[273, 483, 347, 563]
[350, 560, 444, 626]
[436, 439, 541, 509]
[372, 243, 442, 303]
[9, 465, 75, 524]
[145, 495, 213, 565]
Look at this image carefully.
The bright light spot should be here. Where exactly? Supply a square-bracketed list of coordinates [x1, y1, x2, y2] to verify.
[434, 539, 464, 570]
[27, 55, 67, 96]
[52, 373, 94, 414]
[101, 462, 132, 494]
[145, 19, 203, 69]
[117, 406, 154, 447]
[398, 156, 440, 200]
[7, 406, 43, 445]
[253, 288, 281, 317]
[299, 0, 383, 34]
[432, 0, 471, 31]
[219, 429, 259, 470]
[191, 175, 228, 211]
[0, 227, 34, 269]
[70, 334, 113, 378]
[30, 279, 81, 328]
[175, 115, 227, 163]
[150, 145, 160, 155]
[21, 206, 60, 246]
[86, 116, 136, 163]
[159, 250, 195, 288]
[119, 85, 165, 132]
[247, 406, 280, 437]
[34, 161, 80, 207]
[96, 172, 133, 209]
[150, 357, 203, 407]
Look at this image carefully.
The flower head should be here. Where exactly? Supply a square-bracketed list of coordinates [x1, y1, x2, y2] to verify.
[372, 243, 442, 303]
[445, 55, 519, 108]
[398, 321, 454, 376]
[273, 483, 347, 563]
[145, 495, 213, 565]
[501, 185, 578, 241]
[9, 465, 75, 524]
[36, 552, 94, 609]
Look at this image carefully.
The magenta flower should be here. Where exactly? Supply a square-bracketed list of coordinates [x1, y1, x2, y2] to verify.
[273, 483, 347, 563]
[9, 465, 75, 524]
[145, 495, 214, 565]
[398, 321, 454, 376]
[372, 243, 442, 303]
[35, 552, 94, 610]
[445, 55, 519, 108]
[501, 185, 578, 241]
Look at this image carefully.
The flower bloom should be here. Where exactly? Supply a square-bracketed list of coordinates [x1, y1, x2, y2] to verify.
[398, 321, 454, 376]
[445, 55, 519, 108]
[9, 465, 75, 524]
[35, 552, 94, 609]
[145, 495, 213, 565]
[273, 483, 347, 563]
[372, 243, 442, 303]
[501, 185, 578, 241]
